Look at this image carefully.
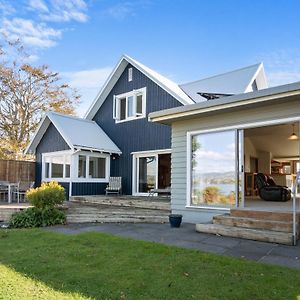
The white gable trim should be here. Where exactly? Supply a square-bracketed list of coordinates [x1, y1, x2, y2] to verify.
[244, 63, 267, 92]
[84, 55, 194, 120]
[25, 113, 74, 155]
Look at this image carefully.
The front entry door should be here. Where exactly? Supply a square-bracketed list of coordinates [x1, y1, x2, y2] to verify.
[134, 152, 171, 195]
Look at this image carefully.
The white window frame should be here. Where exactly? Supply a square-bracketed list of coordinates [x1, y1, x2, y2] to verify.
[42, 150, 110, 183]
[186, 115, 300, 211]
[73, 151, 110, 183]
[113, 87, 146, 123]
[131, 149, 171, 196]
[42, 150, 72, 182]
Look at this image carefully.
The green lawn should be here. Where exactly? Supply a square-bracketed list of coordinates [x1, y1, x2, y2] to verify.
[0, 229, 299, 300]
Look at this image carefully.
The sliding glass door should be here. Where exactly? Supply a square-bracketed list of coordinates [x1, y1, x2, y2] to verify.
[190, 129, 244, 208]
[133, 152, 171, 195]
[138, 156, 157, 194]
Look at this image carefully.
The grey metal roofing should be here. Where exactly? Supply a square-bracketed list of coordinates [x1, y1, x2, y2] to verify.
[180, 63, 263, 102]
[26, 111, 121, 154]
[149, 81, 300, 124]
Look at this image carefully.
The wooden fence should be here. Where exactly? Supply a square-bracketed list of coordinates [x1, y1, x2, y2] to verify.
[0, 159, 35, 183]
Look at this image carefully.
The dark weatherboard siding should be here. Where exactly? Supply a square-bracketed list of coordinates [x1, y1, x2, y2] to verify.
[35, 123, 107, 198]
[93, 64, 182, 194]
[35, 123, 70, 187]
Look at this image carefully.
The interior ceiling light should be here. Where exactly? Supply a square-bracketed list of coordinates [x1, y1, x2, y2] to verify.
[288, 124, 299, 140]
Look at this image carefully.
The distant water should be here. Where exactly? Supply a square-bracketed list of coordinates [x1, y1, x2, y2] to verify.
[194, 183, 235, 195]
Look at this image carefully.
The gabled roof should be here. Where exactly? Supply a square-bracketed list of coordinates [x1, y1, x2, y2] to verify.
[180, 63, 268, 102]
[149, 81, 300, 125]
[25, 111, 121, 155]
[85, 55, 195, 120]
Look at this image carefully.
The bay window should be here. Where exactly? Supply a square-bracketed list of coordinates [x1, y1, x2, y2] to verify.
[113, 87, 146, 122]
[42, 151, 110, 182]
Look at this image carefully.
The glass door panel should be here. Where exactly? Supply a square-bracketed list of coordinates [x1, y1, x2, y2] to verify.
[237, 129, 244, 207]
[191, 130, 236, 207]
[138, 156, 157, 193]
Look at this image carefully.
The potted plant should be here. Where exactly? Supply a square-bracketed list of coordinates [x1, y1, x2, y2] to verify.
[169, 214, 182, 228]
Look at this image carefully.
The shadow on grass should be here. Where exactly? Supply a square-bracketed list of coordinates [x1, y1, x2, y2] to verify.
[0, 228, 300, 300]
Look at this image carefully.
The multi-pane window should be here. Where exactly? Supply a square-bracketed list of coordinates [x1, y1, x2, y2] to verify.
[43, 151, 109, 182]
[113, 87, 146, 122]
[78, 154, 107, 180]
[43, 154, 71, 180]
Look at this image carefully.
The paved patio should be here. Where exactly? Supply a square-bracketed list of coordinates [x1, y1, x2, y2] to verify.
[48, 222, 300, 270]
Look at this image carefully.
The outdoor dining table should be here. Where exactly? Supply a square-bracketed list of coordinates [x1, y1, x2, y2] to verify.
[0, 182, 18, 204]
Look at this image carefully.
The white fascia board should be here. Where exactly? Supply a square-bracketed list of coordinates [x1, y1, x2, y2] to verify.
[85, 57, 127, 120]
[47, 113, 74, 151]
[123, 55, 194, 106]
[149, 86, 300, 123]
[130, 148, 171, 155]
[24, 113, 49, 155]
[74, 145, 122, 155]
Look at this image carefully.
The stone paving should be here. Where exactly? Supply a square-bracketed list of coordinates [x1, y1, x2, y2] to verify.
[48, 222, 300, 270]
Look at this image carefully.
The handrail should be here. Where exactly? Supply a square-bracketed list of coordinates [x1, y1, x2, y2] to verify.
[292, 171, 300, 246]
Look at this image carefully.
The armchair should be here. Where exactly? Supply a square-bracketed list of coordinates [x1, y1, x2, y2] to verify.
[256, 173, 291, 202]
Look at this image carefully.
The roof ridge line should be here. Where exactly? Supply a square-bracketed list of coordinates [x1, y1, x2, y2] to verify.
[48, 111, 95, 124]
[179, 63, 262, 87]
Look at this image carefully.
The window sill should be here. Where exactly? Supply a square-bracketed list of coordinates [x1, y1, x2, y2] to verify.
[43, 178, 109, 183]
[115, 116, 145, 124]
[185, 205, 231, 211]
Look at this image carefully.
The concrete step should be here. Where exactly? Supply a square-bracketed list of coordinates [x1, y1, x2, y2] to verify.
[230, 208, 299, 222]
[195, 223, 294, 245]
[213, 214, 294, 233]
[67, 215, 168, 224]
[70, 196, 170, 211]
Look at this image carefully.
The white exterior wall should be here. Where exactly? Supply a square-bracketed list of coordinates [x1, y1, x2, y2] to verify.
[171, 98, 300, 224]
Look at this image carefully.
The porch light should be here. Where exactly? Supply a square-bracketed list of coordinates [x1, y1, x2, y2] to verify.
[288, 124, 299, 140]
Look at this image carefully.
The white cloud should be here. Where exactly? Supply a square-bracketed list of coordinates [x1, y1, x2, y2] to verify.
[267, 71, 300, 87]
[64, 67, 112, 89]
[105, 1, 151, 20]
[0, 18, 61, 48]
[28, 0, 49, 13]
[105, 2, 136, 19]
[258, 49, 300, 87]
[31, 0, 88, 23]
[0, 1, 15, 16]
[63, 67, 113, 116]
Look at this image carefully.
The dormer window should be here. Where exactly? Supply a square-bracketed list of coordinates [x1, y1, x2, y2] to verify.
[128, 67, 133, 82]
[113, 87, 146, 123]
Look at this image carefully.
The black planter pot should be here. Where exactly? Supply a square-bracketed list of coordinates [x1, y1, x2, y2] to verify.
[169, 214, 182, 228]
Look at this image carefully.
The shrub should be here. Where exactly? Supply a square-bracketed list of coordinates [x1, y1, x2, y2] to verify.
[9, 207, 66, 228]
[26, 181, 65, 209]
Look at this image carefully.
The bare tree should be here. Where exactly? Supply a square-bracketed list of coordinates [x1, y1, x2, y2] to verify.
[0, 38, 80, 160]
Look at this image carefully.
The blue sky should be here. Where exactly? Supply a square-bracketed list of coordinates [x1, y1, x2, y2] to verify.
[1, 0, 300, 115]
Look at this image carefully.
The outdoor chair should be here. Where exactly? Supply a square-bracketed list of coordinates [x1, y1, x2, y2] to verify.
[12, 181, 35, 203]
[256, 173, 291, 202]
[0, 182, 8, 201]
[105, 177, 122, 195]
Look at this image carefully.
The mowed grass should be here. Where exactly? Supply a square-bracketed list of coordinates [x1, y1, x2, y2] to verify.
[0, 229, 300, 300]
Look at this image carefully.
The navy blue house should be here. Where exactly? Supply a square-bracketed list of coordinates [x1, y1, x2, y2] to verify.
[26, 55, 265, 198]
[25, 55, 194, 197]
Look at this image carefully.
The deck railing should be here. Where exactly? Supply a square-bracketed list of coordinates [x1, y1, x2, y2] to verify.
[292, 171, 300, 245]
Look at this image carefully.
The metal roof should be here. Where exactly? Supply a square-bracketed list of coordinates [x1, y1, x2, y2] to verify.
[25, 111, 121, 155]
[180, 63, 267, 102]
[149, 81, 300, 124]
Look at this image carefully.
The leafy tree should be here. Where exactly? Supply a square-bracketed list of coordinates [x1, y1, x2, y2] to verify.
[0, 37, 80, 160]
